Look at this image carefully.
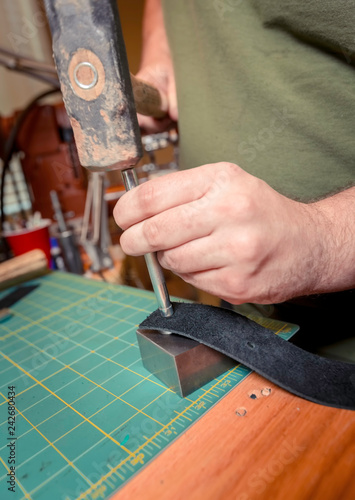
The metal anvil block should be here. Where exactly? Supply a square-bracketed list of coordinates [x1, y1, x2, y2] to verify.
[136, 329, 235, 397]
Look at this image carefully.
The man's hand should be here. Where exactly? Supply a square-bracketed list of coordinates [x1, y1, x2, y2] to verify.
[135, 61, 178, 133]
[114, 162, 355, 305]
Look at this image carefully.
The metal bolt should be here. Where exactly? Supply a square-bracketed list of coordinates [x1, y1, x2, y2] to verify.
[73, 61, 98, 90]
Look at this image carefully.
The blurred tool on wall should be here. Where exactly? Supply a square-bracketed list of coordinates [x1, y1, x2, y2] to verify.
[0, 47, 85, 219]
[0, 47, 88, 271]
[0, 45, 114, 276]
[81, 172, 113, 273]
[50, 189, 83, 274]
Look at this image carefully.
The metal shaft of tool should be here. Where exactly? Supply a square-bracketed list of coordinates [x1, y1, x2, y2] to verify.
[121, 168, 174, 317]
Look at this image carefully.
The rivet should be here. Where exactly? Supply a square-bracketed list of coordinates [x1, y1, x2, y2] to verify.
[236, 407, 247, 417]
[73, 61, 98, 90]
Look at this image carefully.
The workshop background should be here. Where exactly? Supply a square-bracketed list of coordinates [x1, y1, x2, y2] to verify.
[0, 0, 208, 303]
[0, 0, 143, 113]
[0, 4, 354, 499]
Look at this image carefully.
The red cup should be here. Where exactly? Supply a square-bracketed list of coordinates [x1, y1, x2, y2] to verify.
[4, 220, 52, 267]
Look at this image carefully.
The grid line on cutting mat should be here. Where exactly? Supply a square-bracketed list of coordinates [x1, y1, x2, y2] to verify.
[0, 272, 297, 500]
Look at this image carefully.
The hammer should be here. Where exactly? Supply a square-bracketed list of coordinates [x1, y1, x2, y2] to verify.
[44, 0, 173, 317]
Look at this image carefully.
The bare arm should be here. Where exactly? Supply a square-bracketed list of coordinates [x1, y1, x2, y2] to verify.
[309, 185, 355, 293]
[136, 0, 177, 132]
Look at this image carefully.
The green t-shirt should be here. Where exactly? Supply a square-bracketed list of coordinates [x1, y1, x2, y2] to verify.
[162, 0, 355, 201]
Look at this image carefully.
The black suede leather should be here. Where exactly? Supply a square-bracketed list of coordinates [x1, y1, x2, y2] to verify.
[140, 302, 355, 410]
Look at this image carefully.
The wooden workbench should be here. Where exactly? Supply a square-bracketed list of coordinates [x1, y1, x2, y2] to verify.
[115, 372, 355, 500]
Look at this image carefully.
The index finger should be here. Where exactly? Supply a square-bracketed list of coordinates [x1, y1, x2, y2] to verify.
[114, 165, 214, 230]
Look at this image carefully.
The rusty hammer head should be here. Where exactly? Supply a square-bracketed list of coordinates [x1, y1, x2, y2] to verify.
[44, 0, 143, 171]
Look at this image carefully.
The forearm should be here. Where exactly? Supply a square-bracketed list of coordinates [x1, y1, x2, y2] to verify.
[309, 185, 355, 293]
[140, 0, 171, 68]
[137, 0, 177, 129]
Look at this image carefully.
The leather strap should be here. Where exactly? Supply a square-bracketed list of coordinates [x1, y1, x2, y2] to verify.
[140, 302, 355, 410]
[0, 285, 39, 309]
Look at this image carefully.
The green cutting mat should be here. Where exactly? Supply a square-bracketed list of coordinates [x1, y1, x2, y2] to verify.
[0, 272, 297, 500]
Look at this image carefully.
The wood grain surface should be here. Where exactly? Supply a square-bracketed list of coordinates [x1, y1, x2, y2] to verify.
[0, 249, 48, 290]
[114, 372, 355, 500]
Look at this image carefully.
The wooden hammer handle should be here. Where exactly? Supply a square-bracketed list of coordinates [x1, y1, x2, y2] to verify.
[0, 249, 48, 291]
[130, 75, 168, 119]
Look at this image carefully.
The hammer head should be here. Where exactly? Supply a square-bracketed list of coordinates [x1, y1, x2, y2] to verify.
[44, 0, 142, 171]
